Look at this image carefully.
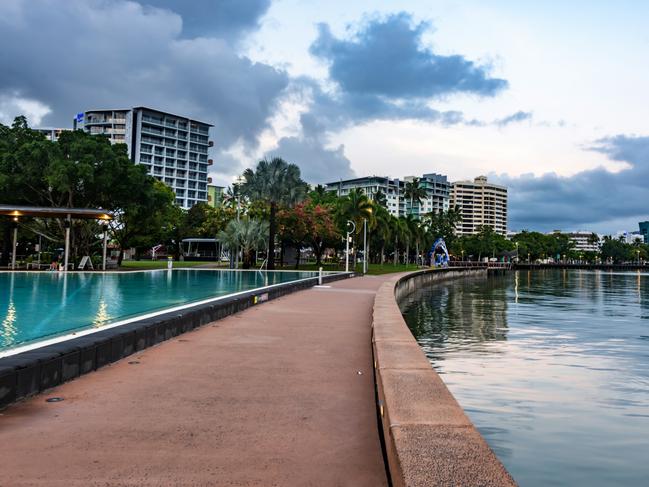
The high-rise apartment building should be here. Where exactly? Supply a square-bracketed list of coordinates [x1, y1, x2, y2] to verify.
[403, 173, 450, 217]
[74, 107, 213, 209]
[451, 176, 508, 235]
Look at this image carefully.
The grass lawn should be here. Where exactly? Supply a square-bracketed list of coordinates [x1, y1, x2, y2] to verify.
[120, 260, 211, 269]
[278, 262, 420, 275]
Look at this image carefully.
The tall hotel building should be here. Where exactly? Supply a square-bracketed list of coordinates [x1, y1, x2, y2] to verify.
[74, 107, 213, 209]
[450, 176, 508, 235]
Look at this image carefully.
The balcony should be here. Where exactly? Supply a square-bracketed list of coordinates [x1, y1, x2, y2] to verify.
[208, 140, 214, 147]
[207, 159, 213, 166]
[207, 177, 212, 184]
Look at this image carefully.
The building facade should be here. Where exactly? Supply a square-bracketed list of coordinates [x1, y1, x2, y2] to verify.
[34, 128, 70, 142]
[640, 221, 649, 244]
[564, 231, 601, 252]
[325, 176, 403, 216]
[207, 185, 225, 208]
[325, 173, 451, 218]
[451, 176, 508, 235]
[403, 173, 450, 217]
[74, 107, 213, 209]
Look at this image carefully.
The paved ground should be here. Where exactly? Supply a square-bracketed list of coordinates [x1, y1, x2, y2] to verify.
[0, 276, 389, 487]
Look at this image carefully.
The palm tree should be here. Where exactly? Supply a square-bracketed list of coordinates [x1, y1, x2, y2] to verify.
[223, 183, 242, 214]
[338, 189, 373, 268]
[218, 218, 269, 269]
[403, 178, 428, 217]
[373, 190, 388, 208]
[240, 158, 308, 270]
[390, 216, 409, 265]
[373, 204, 392, 264]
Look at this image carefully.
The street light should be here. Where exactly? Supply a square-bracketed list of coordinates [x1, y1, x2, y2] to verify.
[345, 220, 355, 273]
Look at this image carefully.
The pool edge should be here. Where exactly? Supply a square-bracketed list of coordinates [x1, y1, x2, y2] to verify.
[0, 271, 354, 410]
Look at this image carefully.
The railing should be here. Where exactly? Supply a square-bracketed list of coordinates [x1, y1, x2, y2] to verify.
[449, 261, 512, 269]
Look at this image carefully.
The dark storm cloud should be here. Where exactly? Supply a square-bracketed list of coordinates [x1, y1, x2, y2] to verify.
[310, 13, 507, 99]
[145, 0, 271, 40]
[266, 113, 355, 184]
[0, 0, 288, 148]
[493, 135, 649, 231]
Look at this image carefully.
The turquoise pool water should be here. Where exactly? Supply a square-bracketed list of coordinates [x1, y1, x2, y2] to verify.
[401, 270, 649, 487]
[0, 269, 318, 352]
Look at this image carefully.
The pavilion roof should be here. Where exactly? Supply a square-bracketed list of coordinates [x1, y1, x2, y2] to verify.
[0, 205, 113, 220]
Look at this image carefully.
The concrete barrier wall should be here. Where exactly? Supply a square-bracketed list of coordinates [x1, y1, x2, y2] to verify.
[0, 272, 352, 410]
[372, 268, 517, 487]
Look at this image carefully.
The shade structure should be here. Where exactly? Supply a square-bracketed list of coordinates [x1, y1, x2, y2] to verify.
[0, 205, 114, 271]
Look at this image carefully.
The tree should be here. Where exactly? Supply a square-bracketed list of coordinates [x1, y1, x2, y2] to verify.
[0, 118, 177, 265]
[240, 158, 309, 270]
[373, 190, 388, 208]
[218, 218, 269, 269]
[279, 200, 339, 267]
[403, 178, 427, 216]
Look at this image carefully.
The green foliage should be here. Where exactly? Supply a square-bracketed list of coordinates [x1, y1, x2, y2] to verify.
[217, 218, 269, 269]
[0, 117, 177, 264]
[240, 157, 309, 269]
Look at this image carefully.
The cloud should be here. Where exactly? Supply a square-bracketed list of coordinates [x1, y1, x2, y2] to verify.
[0, 0, 287, 148]
[495, 111, 532, 126]
[266, 114, 355, 184]
[0, 92, 51, 126]
[145, 0, 271, 40]
[494, 135, 649, 232]
[310, 13, 507, 99]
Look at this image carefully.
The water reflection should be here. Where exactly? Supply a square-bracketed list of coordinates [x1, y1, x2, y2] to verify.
[400, 270, 649, 487]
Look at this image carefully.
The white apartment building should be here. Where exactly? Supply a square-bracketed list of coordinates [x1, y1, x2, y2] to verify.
[74, 107, 213, 209]
[326, 176, 403, 216]
[34, 128, 70, 142]
[451, 176, 508, 235]
[325, 173, 451, 218]
[403, 173, 450, 217]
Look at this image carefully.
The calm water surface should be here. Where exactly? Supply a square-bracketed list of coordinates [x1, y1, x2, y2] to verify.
[401, 270, 649, 487]
[0, 269, 317, 352]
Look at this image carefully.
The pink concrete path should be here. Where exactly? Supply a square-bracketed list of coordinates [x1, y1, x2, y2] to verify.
[0, 276, 389, 487]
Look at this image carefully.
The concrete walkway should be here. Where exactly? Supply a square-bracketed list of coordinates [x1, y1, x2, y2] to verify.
[0, 276, 389, 486]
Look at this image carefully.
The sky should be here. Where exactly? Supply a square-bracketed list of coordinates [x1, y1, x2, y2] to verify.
[0, 0, 648, 233]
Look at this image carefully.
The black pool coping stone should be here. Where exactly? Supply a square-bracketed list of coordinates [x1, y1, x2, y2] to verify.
[0, 271, 353, 410]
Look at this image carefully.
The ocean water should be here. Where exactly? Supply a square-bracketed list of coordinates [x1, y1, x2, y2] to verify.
[401, 270, 649, 487]
[0, 269, 317, 352]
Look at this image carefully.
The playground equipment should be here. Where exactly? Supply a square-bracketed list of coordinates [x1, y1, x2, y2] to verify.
[430, 238, 450, 267]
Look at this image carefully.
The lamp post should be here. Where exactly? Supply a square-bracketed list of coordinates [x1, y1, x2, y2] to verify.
[63, 216, 71, 272]
[102, 220, 109, 271]
[637, 249, 640, 265]
[345, 220, 355, 273]
[11, 217, 18, 270]
[515, 242, 519, 263]
[363, 218, 368, 275]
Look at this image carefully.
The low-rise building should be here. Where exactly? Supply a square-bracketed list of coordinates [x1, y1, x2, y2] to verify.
[34, 127, 71, 142]
[74, 107, 213, 209]
[563, 231, 601, 252]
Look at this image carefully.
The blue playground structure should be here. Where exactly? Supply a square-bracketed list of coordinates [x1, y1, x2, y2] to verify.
[430, 238, 450, 267]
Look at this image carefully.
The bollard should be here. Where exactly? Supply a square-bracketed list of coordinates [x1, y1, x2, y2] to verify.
[318, 267, 323, 285]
